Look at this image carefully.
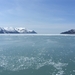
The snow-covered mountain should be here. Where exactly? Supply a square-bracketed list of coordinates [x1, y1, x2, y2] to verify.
[0, 27, 37, 34]
[61, 29, 75, 34]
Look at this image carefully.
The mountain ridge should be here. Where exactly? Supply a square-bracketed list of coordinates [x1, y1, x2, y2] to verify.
[61, 29, 75, 34]
[0, 27, 37, 34]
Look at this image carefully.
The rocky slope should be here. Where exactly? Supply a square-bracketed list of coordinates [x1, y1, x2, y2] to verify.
[61, 29, 75, 34]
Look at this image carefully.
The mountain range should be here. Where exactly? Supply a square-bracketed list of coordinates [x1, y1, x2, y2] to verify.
[0, 27, 37, 34]
[61, 29, 75, 34]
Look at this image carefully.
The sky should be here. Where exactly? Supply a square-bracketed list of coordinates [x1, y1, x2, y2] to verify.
[0, 0, 75, 34]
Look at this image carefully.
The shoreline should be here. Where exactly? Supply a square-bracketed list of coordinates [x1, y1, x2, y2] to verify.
[0, 34, 75, 36]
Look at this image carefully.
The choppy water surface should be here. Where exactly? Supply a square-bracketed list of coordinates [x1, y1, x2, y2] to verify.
[0, 34, 75, 75]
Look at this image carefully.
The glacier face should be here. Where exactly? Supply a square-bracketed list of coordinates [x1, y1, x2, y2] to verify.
[0, 27, 37, 34]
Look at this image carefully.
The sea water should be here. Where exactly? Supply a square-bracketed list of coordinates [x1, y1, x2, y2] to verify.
[0, 34, 75, 75]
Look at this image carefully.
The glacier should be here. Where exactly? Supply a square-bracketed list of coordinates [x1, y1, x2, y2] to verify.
[0, 27, 37, 34]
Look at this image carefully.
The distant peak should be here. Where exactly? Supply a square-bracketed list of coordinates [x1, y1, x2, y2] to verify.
[61, 29, 75, 34]
[0, 27, 37, 34]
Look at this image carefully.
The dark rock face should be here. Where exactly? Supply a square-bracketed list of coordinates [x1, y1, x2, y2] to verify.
[61, 29, 75, 34]
[0, 27, 4, 33]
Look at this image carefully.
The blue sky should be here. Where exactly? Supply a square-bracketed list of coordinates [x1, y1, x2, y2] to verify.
[0, 0, 75, 34]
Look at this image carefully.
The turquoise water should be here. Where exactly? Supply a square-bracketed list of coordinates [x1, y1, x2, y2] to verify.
[0, 34, 75, 75]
